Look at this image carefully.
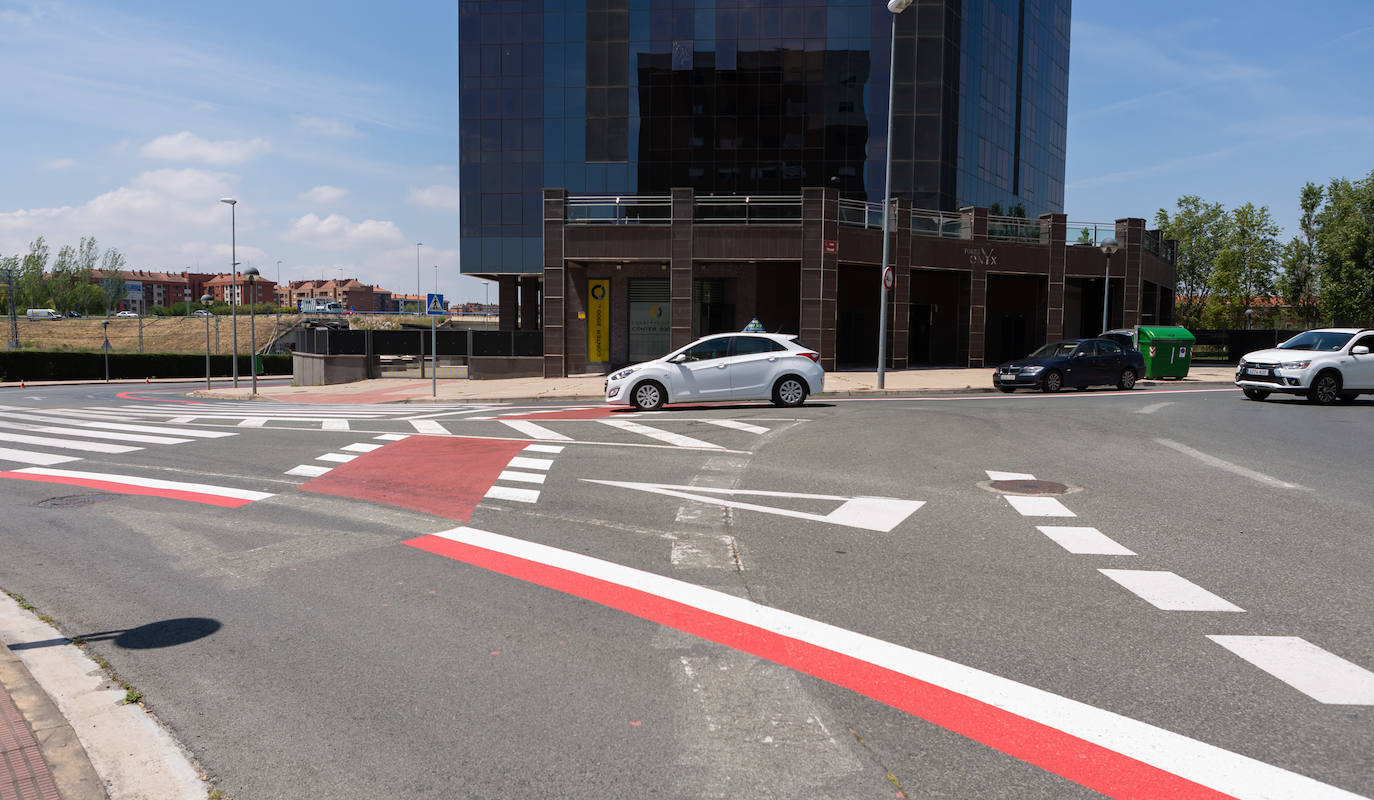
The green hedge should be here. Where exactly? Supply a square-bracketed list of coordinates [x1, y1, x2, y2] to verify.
[0, 352, 292, 382]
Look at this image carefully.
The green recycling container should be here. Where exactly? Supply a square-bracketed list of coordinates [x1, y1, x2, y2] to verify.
[1137, 326, 1195, 379]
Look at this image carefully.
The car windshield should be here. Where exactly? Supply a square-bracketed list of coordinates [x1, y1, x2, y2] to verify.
[1278, 331, 1354, 351]
[1028, 342, 1077, 359]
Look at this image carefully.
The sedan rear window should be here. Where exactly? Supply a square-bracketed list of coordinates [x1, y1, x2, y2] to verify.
[1278, 331, 1354, 351]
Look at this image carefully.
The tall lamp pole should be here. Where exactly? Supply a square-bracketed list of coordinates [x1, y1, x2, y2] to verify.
[244, 267, 259, 395]
[100, 320, 110, 382]
[220, 198, 240, 388]
[201, 294, 213, 389]
[1100, 237, 1119, 335]
[276, 259, 282, 334]
[877, 0, 913, 389]
[415, 242, 423, 314]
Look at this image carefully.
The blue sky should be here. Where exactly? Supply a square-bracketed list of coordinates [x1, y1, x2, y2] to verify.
[2, 1, 1371, 302]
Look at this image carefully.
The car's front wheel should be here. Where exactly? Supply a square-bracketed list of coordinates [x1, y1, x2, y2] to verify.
[772, 376, 808, 407]
[1242, 388, 1270, 401]
[631, 380, 666, 411]
[1041, 370, 1063, 393]
[1308, 371, 1342, 405]
[1117, 367, 1138, 390]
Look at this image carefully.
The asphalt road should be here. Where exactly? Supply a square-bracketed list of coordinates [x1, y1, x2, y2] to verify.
[0, 382, 1369, 799]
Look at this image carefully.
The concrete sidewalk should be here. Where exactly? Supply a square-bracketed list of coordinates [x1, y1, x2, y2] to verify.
[191, 365, 1238, 404]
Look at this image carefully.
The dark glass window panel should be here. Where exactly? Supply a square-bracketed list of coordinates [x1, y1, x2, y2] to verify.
[543, 161, 563, 189]
[608, 88, 629, 117]
[672, 40, 693, 70]
[480, 13, 500, 43]
[672, 9, 692, 39]
[586, 117, 608, 161]
[522, 119, 542, 152]
[587, 87, 608, 117]
[481, 119, 501, 150]
[500, 89, 520, 118]
[608, 47, 629, 82]
[587, 48, 608, 85]
[523, 88, 542, 117]
[733, 336, 786, 355]
[481, 45, 501, 76]
[461, 46, 481, 79]
[522, 12, 542, 40]
[523, 46, 543, 75]
[503, 193, 523, 225]
[610, 10, 631, 40]
[630, 11, 650, 41]
[481, 193, 501, 225]
[564, 87, 586, 118]
[502, 45, 523, 76]
[460, 88, 480, 119]
[587, 11, 607, 40]
[501, 12, 521, 43]
[781, 6, 803, 38]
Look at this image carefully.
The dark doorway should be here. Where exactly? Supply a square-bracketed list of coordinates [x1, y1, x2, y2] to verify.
[908, 270, 964, 365]
[909, 304, 932, 364]
[985, 274, 1047, 364]
[836, 264, 879, 367]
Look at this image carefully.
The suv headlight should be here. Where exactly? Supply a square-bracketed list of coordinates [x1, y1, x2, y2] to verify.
[610, 367, 640, 381]
[1279, 360, 1311, 370]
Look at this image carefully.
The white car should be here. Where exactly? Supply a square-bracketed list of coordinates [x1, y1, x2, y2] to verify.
[604, 332, 824, 410]
[114, 311, 139, 318]
[1236, 327, 1374, 404]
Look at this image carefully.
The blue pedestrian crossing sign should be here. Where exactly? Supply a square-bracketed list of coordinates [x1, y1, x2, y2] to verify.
[742, 317, 766, 332]
[426, 293, 446, 316]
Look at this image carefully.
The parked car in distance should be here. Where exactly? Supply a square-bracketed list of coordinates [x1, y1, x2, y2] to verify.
[65, 310, 84, 318]
[25, 308, 61, 320]
[114, 311, 139, 318]
[193, 309, 213, 318]
[993, 338, 1146, 393]
[604, 332, 824, 410]
[1235, 327, 1374, 404]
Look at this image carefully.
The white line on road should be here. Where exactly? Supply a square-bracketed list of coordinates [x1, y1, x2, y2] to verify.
[498, 470, 547, 484]
[341, 443, 383, 453]
[699, 418, 770, 435]
[1003, 495, 1075, 517]
[374, 433, 410, 441]
[316, 453, 356, 463]
[1154, 438, 1303, 490]
[9, 467, 273, 501]
[409, 419, 448, 434]
[499, 420, 573, 441]
[484, 485, 540, 503]
[321, 419, 350, 431]
[1136, 401, 1175, 414]
[1208, 636, 1374, 705]
[0, 420, 189, 445]
[987, 470, 1036, 481]
[523, 444, 565, 453]
[285, 464, 332, 478]
[0, 431, 141, 454]
[0, 410, 236, 438]
[238, 418, 268, 427]
[1098, 570, 1245, 612]
[0, 447, 82, 466]
[507, 456, 554, 471]
[1035, 526, 1136, 555]
[598, 418, 724, 449]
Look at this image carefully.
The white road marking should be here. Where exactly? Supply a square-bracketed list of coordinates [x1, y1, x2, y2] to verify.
[0, 419, 189, 445]
[409, 419, 448, 434]
[341, 443, 383, 453]
[498, 470, 547, 484]
[285, 464, 332, 478]
[1155, 438, 1302, 490]
[499, 419, 573, 441]
[237, 418, 268, 427]
[321, 419, 350, 431]
[9, 467, 272, 501]
[168, 416, 195, 424]
[484, 485, 540, 503]
[1098, 570, 1245, 612]
[523, 444, 565, 453]
[1036, 526, 1136, 556]
[1136, 401, 1175, 414]
[0, 447, 82, 466]
[374, 433, 410, 441]
[598, 418, 724, 449]
[987, 470, 1036, 481]
[1208, 636, 1374, 705]
[1003, 495, 1075, 517]
[0, 431, 141, 454]
[417, 526, 1365, 800]
[507, 456, 554, 471]
[583, 481, 924, 533]
[0, 410, 235, 438]
[316, 453, 356, 463]
[700, 418, 770, 435]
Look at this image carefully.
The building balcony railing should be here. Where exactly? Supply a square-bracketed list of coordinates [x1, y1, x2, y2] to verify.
[986, 214, 1042, 243]
[565, 195, 672, 224]
[693, 195, 803, 224]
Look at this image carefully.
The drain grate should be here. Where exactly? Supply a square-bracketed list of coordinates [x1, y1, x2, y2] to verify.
[34, 493, 117, 509]
[987, 479, 1069, 495]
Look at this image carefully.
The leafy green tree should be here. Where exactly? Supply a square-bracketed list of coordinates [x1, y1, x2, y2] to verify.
[1075, 227, 1093, 244]
[1276, 182, 1324, 328]
[18, 237, 50, 310]
[1155, 196, 1228, 328]
[98, 248, 127, 315]
[1212, 202, 1280, 327]
[1313, 170, 1374, 326]
[0, 254, 20, 314]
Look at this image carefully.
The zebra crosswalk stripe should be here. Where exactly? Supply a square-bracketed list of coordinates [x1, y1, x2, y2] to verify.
[0, 447, 83, 466]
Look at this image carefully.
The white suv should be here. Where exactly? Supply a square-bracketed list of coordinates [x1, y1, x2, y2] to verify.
[1236, 328, 1374, 404]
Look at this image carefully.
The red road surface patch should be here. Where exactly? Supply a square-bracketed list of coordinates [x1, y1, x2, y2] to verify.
[298, 436, 529, 520]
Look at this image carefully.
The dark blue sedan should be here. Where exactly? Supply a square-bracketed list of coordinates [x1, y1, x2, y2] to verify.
[993, 338, 1145, 393]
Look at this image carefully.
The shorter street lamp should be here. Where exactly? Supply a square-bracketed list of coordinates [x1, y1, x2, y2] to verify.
[201, 294, 213, 389]
[244, 266, 259, 395]
[1100, 237, 1119, 335]
[100, 320, 110, 382]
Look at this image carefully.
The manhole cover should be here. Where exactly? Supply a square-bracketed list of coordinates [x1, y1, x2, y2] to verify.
[34, 494, 117, 509]
[987, 479, 1069, 495]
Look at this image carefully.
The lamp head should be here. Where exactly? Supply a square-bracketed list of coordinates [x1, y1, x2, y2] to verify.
[201, 294, 213, 304]
[887, 0, 913, 12]
[220, 197, 236, 206]
[1100, 237, 1120, 256]
[244, 266, 260, 278]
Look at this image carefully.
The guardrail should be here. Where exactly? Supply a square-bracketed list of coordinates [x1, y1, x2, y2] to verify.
[693, 195, 803, 224]
[566, 195, 672, 224]
[912, 209, 967, 238]
[986, 215, 1042, 243]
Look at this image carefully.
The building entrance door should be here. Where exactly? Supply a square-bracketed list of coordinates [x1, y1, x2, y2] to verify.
[628, 278, 671, 362]
[909, 304, 933, 364]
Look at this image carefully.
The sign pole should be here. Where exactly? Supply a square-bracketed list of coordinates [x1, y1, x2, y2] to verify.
[431, 314, 438, 397]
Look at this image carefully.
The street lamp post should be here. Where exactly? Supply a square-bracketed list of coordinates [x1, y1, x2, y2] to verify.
[100, 320, 110, 382]
[276, 259, 282, 334]
[877, 0, 913, 389]
[1100, 237, 1119, 335]
[201, 294, 213, 389]
[416, 242, 423, 313]
[244, 267, 259, 395]
[220, 198, 240, 388]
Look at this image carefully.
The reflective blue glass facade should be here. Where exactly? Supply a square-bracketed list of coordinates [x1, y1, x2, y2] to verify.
[459, 0, 1071, 277]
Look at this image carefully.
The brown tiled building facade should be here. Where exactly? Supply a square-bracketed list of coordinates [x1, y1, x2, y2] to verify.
[536, 188, 1176, 378]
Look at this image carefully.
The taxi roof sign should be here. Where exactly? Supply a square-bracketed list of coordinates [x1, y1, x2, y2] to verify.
[742, 317, 765, 332]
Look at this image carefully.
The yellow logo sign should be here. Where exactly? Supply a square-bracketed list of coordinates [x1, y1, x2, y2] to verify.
[588, 279, 610, 362]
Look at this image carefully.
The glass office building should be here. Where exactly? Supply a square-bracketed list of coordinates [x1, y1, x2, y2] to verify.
[459, 0, 1071, 280]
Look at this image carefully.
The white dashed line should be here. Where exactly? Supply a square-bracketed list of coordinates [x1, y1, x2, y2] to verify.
[507, 456, 554, 471]
[341, 443, 383, 453]
[321, 419, 350, 431]
[987, 470, 1037, 481]
[1035, 526, 1136, 555]
[410, 419, 448, 434]
[598, 418, 725, 449]
[700, 418, 770, 435]
[1155, 438, 1303, 490]
[523, 444, 565, 453]
[285, 464, 332, 478]
[484, 485, 541, 503]
[316, 453, 357, 464]
[1003, 495, 1075, 517]
[374, 433, 410, 441]
[237, 418, 268, 427]
[1207, 636, 1374, 705]
[499, 419, 573, 441]
[1098, 570, 1244, 612]
[497, 470, 547, 484]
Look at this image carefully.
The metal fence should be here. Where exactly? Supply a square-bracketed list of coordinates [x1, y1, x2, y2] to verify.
[565, 195, 672, 224]
[693, 195, 803, 224]
[986, 215, 1042, 243]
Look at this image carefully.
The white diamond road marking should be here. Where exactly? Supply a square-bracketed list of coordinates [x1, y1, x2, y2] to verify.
[523, 444, 565, 454]
[1036, 526, 1136, 556]
[499, 419, 573, 441]
[507, 456, 554, 471]
[316, 453, 356, 464]
[598, 418, 724, 449]
[0, 447, 82, 466]
[409, 419, 448, 434]
[0, 431, 140, 454]
[1003, 495, 1075, 517]
[498, 470, 547, 484]
[484, 485, 540, 503]
[1207, 636, 1374, 705]
[341, 443, 383, 453]
[1098, 570, 1244, 612]
[285, 464, 332, 478]
[987, 470, 1037, 481]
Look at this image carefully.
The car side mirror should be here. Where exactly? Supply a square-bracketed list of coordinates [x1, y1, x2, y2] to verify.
[1073, 351, 1085, 359]
[1353, 345, 1370, 356]
[671, 353, 688, 363]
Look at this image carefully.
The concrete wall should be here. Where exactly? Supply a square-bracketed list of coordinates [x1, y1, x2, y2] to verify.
[292, 352, 373, 385]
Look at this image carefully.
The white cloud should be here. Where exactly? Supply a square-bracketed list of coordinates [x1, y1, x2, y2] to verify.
[139, 131, 269, 165]
[295, 116, 361, 138]
[407, 184, 460, 212]
[299, 185, 349, 205]
[282, 213, 406, 251]
[45, 158, 76, 170]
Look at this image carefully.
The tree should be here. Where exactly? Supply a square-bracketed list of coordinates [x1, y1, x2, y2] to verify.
[1155, 196, 1228, 329]
[98, 248, 127, 315]
[1211, 202, 1280, 327]
[18, 237, 49, 310]
[1313, 170, 1374, 326]
[1276, 182, 1324, 328]
[1076, 227, 1093, 244]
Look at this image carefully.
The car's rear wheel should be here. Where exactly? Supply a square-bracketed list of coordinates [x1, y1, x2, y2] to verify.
[1041, 370, 1063, 393]
[631, 380, 666, 411]
[772, 376, 808, 407]
[1117, 367, 1138, 390]
[1242, 388, 1270, 401]
[1307, 372, 1342, 405]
